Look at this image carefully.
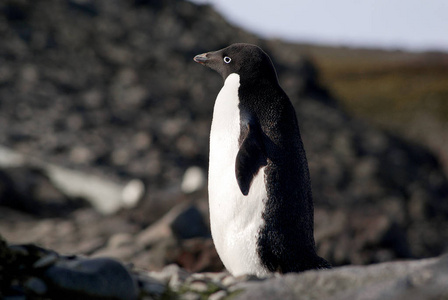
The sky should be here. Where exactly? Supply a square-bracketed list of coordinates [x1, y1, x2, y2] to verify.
[190, 0, 448, 52]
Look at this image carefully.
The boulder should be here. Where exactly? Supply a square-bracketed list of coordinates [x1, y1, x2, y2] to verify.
[236, 255, 448, 300]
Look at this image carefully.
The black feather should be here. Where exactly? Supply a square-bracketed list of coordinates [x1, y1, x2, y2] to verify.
[235, 122, 267, 195]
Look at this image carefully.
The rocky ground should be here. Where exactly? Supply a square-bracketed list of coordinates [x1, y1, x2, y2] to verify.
[1, 0, 448, 299]
[2, 235, 448, 299]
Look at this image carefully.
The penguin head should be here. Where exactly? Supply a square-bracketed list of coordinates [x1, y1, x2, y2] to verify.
[194, 43, 278, 82]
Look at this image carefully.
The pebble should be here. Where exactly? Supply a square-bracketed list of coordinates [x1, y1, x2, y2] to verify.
[189, 281, 208, 293]
[150, 264, 190, 285]
[222, 275, 238, 287]
[33, 253, 59, 268]
[181, 166, 206, 194]
[135, 272, 166, 296]
[121, 179, 145, 208]
[182, 292, 202, 300]
[24, 277, 47, 295]
[8, 245, 29, 256]
[107, 233, 134, 249]
[208, 290, 227, 300]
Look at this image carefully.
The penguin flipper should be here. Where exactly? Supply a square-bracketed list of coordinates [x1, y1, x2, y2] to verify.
[235, 122, 267, 196]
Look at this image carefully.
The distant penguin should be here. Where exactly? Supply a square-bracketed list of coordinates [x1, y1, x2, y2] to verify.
[194, 43, 330, 276]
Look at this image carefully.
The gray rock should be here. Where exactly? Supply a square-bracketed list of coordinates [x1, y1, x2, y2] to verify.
[0, 164, 87, 217]
[107, 233, 135, 249]
[189, 280, 208, 293]
[33, 252, 59, 268]
[43, 257, 138, 300]
[181, 292, 202, 300]
[148, 263, 190, 286]
[235, 254, 448, 300]
[170, 205, 210, 240]
[45, 164, 136, 215]
[121, 179, 145, 208]
[134, 271, 166, 298]
[0, 146, 145, 215]
[208, 290, 227, 300]
[24, 277, 47, 295]
[137, 203, 209, 247]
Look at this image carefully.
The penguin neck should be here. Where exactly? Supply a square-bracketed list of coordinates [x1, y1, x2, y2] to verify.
[239, 75, 278, 89]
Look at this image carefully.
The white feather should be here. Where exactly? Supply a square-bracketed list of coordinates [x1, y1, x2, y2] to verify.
[208, 73, 269, 276]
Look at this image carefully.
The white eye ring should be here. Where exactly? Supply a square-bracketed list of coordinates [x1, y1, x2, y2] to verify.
[223, 56, 231, 64]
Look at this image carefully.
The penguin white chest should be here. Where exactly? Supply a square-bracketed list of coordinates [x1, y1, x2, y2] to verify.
[208, 73, 268, 276]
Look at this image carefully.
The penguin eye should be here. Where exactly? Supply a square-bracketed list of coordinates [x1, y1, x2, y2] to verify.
[223, 56, 231, 64]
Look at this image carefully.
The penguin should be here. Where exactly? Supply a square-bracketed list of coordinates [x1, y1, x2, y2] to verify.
[194, 43, 330, 276]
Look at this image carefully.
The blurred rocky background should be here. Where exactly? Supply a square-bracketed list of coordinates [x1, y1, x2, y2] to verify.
[1, 0, 448, 298]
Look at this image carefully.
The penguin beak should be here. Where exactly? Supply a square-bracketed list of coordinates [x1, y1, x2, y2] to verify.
[194, 53, 208, 64]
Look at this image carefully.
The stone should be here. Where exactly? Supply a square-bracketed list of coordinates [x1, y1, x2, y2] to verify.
[44, 164, 126, 215]
[0, 165, 86, 217]
[234, 254, 448, 300]
[175, 238, 223, 273]
[43, 257, 138, 300]
[181, 292, 201, 300]
[121, 179, 145, 208]
[181, 166, 206, 194]
[33, 252, 59, 269]
[107, 233, 134, 249]
[148, 264, 189, 286]
[209, 290, 227, 300]
[24, 277, 47, 295]
[222, 275, 238, 287]
[189, 281, 208, 293]
[134, 271, 166, 298]
[170, 206, 210, 240]
[136, 203, 209, 248]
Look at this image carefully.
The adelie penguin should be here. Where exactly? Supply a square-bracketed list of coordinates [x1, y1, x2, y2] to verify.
[194, 43, 330, 276]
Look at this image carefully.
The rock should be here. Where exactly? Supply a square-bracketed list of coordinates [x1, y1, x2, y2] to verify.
[131, 204, 218, 272]
[170, 205, 210, 240]
[0, 145, 145, 215]
[107, 233, 134, 249]
[33, 252, 59, 268]
[148, 263, 190, 287]
[175, 238, 223, 273]
[0, 235, 16, 293]
[44, 164, 131, 215]
[133, 271, 166, 298]
[44, 257, 138, 300]
[0, 145, 25, 167]
[23, 277, 47, 295]
[92, 233, 138, 261]
[136, 203, 209, 247]
[189, 280, 208, 293]
[181, 166, 206, 194]
[209, 290, 228, 300]
[121, 179, 145, 208]
[235, 255, 448, 300]
[0, 165, 87, 217]
[166, 264, 191, 291]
